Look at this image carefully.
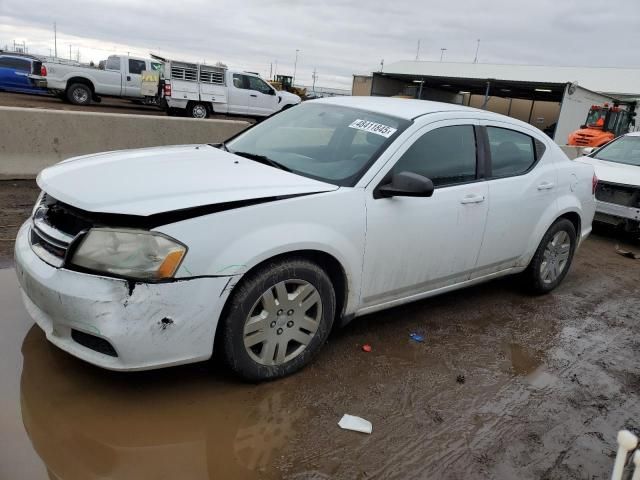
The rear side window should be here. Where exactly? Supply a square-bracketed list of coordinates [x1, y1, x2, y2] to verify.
[105, 56, 120, 71]
[0, 57, 30, 71]
[392, 125, 477, 187]
[487, 127, 537, 177]
[128, 59, 146, 75]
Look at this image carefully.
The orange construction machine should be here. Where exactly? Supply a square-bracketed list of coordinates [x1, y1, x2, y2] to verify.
[568, 101, 637, 147]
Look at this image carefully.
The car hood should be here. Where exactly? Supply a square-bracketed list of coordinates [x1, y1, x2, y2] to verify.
[575, 155, 640, 187]
[277, 90, 301, 104]
[37, 144, 338, 216]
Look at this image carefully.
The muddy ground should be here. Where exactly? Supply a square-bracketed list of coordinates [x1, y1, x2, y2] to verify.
[0, 180, 40, 267]
[0, 91, 256, 123]
[1, 179, 640, 479]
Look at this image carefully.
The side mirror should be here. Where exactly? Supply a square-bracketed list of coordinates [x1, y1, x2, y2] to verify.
[376, 171, 435, 198]
[267, 89, 276, 95]
[580, 147, 595, 156]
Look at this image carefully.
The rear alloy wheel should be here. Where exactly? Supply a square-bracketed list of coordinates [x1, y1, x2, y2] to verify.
[525, 219, 577, 293]
[188, 102, 209, 119]
[66, 83, 91, 105]
[220, 258, 336, 381]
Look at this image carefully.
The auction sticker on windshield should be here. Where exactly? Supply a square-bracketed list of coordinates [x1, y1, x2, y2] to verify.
[349, 119, 397, 138]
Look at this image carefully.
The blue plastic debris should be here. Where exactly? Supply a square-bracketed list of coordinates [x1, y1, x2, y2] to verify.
[409, 332, 425, 343]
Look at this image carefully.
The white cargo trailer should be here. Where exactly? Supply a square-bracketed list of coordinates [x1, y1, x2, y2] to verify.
[162, 59, 301, 119]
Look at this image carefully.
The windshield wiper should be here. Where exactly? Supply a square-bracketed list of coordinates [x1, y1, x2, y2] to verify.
[230, 151, 291, 172]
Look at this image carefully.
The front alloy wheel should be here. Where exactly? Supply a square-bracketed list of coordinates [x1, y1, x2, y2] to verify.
[220, 258, 336, 381]
[243, 280, 322, 366]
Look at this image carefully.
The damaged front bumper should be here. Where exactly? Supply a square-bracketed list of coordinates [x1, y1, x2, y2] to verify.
[15, 222, 234, 371]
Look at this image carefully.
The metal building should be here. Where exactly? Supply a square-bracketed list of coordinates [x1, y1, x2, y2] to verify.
[353, 61, 640, 143]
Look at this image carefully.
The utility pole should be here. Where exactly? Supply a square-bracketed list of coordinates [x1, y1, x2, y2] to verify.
[292, 49, 300, 86]
[415, 39, 421, 61]
[440, 48, 447, 62]
[380, 59, 384, 72]
[69, 44, 72, 61]
[312, 68, 318, 93]
[269, 62, 272, 80]
[473, 39, 480, 64]
[54, 22, 57, 59]
[274, 60, 278, 78]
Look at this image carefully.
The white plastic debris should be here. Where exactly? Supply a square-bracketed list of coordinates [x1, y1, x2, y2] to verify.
[611, 430, 638, 480]
[632, 451, 640, 480]
[338, 414, 372, 434]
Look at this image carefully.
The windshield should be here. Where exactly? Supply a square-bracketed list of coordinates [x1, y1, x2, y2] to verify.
[226, 103, 410, 186]
[585, 108, 606, 127]
[593, 135, 640, 167]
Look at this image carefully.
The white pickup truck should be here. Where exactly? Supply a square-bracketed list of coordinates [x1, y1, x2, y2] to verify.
[45, 55, 163, 105]
[163, 60, 301, 118]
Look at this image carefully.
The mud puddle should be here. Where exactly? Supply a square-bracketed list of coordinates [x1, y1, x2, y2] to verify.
[2, 233, 640, 479]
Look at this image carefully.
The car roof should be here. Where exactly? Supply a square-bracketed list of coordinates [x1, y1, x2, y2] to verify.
[0, 53, 40, 62]
[311, 96, 489, 120]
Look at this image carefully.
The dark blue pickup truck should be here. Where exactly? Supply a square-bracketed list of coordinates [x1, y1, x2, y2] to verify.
[0, 53, 47, 94]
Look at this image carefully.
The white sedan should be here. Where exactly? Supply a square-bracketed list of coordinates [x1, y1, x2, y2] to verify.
[15, 97, 596, 380]
[576, 132, 640, 232]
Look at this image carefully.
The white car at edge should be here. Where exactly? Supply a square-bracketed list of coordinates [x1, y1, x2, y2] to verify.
[575, 132, 640, 232]
[14, 97, 596, 381]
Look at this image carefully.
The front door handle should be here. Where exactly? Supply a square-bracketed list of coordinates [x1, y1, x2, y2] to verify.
[126, 75, 131, 81]
[250, 94, 258, 97]
[460, 194, 486, 204]
[537, 182, 555, 190]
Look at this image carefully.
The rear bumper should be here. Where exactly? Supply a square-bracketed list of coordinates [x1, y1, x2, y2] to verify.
[596, 200, 640, 222]
[15, 221, 233, 371]
[32, 78, 47, 88]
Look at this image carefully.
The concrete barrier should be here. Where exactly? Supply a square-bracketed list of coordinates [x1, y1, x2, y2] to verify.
[0, 107, 250, 178]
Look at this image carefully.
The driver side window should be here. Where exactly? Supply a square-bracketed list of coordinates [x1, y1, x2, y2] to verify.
[248, 76, 273, 95]
[393, 125, 478, 187]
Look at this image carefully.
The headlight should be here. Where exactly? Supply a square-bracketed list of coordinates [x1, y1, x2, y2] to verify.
[71, 228, 187, 280]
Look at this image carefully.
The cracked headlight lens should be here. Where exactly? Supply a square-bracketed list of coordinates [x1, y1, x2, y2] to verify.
[71, 228, 186, 280]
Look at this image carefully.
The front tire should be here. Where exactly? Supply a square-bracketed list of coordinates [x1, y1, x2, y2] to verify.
[220, 258, 336, 381]
[66, 83, 92, 105]
[524, 219, 577, 294]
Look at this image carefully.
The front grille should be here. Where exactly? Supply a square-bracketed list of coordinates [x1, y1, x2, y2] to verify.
[595, 181, 639, 207]
[71, 330, 118, 357]
[29, 194, 90, 267]
[573, 134, 595, 146]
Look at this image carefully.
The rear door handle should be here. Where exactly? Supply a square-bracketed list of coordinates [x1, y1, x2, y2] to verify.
[460, 194, 486, 204]
[250, 94, 258, 97]
[537, 182, 555, 190]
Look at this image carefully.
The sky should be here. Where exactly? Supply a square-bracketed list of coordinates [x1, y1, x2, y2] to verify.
[1, 0, 639, 89]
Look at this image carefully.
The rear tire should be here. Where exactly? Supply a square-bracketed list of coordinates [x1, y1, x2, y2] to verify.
[188, 102, 209, 119]
[524, 219, 577, 294]
[220, 258, 336, 381]
[66, 83, 92, 105]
